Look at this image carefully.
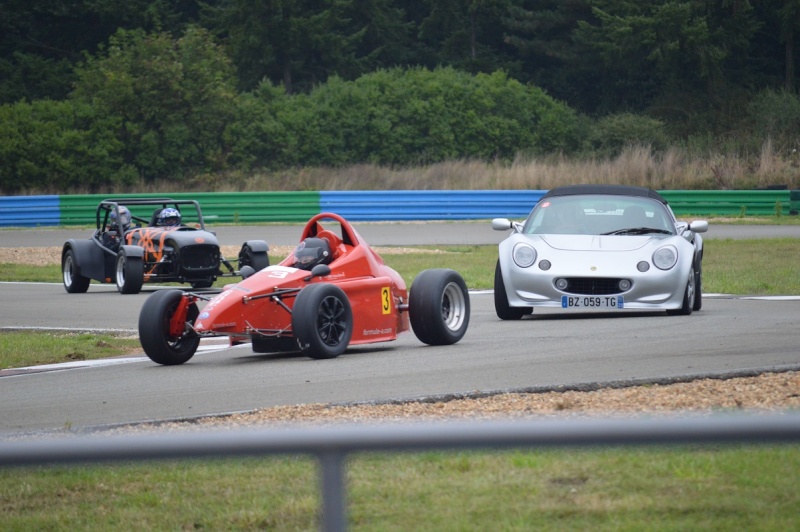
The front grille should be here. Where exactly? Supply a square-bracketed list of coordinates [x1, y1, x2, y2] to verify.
[562, 277, 625, 295]
[180, 245, 220, 272]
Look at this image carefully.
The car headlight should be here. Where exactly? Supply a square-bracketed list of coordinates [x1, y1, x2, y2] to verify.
[512, 243, 537, 268]
[652, 245, 678, 270]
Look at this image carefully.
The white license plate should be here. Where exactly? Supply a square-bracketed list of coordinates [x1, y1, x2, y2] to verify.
[561, 295, 624, 309]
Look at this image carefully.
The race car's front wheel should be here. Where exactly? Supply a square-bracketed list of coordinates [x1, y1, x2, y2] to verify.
[62, 249, 90, 293]
[409, 269, 470, 345]
[115, 250, 144, 294]
[139, 289, 200, 365]
[292, 283, 353, 359]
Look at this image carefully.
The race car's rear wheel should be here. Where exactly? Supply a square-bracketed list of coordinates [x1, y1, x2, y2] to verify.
[292, 283, 353, 359]
[115, 250, 144, 294]
[494, 261, 532, 320]
[239, 244, 269, 272]
[139, 289, 200, 365]
[409, 269, 470, 345]
[62, 249, 90, 293]
[692, 259, 703, 311]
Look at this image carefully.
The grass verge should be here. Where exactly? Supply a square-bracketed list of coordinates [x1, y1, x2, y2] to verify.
[1, 446, 797, 530]
[0, 331, 142, 369]
[2, 238, 800, 294]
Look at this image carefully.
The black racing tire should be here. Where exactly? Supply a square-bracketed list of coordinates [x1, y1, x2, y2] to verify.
[239, 244, 269, 272]
[292, 283, 353, 359]
[494, 260, 532, 320]
[692, 260, 703, 311]
[62, 248, 90, 293]
[667, 265, 695, 316]
[190, 280, 214, 289]
[409, 269, 470, 345]
[138, 289, 200, 365]
[115, 250, 144, 294]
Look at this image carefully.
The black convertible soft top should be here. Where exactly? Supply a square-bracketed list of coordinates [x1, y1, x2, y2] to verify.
[541, 185, 669, 204]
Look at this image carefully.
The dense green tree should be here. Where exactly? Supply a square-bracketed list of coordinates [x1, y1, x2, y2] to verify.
[340, 0, 416, 74]
[501, 0, 596, 110]
[0, 0, 200, 103]
[70, 26, 239, 181]
[416, 0, 521, 75]
[574, 0, 762, 120]
[274, 67, 583, 167]
[0, 99, 126, 193]
[201, 0, 367, 93]
[775, 0, 800, 91]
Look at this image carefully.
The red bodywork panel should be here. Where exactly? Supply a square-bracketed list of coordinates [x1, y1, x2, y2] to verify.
[193, 213, 409, 344]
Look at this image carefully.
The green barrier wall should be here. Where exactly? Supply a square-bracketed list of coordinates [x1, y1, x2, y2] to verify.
[791, 189, 800, 214]
[660, 190, 791, 216]
[58, 192, 321, 226]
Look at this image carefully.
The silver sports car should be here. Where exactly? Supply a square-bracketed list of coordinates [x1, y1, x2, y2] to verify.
[492, 185, 708, 319]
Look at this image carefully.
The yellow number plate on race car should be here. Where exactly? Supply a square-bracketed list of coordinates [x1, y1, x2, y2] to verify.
[561, 296, 624, 309]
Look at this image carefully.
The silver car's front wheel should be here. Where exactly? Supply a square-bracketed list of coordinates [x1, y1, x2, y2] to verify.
[668, 266, 695, 316]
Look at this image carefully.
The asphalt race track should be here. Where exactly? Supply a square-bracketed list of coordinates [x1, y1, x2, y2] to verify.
[1, 222, 799, 436]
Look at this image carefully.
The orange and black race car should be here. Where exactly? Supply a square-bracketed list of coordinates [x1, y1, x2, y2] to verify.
[62, 198, 269, 294]
[138, 212, 470, 364]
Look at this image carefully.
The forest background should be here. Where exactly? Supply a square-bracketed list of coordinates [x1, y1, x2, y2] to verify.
[2, 0, 800, 195]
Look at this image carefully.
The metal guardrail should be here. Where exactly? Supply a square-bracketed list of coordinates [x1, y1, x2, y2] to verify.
[0, 190, 796, 227]
[2, 414, 799, 531]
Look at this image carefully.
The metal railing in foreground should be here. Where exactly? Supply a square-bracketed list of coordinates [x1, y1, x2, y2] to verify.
[2, 414, 799, 532]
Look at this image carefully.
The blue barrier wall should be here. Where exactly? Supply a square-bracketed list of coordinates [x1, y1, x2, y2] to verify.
[0, 195, 60, 227]
[319, 190, 544, 220]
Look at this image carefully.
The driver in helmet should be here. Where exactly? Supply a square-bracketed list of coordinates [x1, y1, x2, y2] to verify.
[292, 237, 333, 270]
[103, 206, 131, 250]
[109, 206, 132, 232]
[157, 207, 182, 227]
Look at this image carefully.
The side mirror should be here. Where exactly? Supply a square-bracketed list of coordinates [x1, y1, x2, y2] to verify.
[240, 265, 256, 279]
[688, 220, 708, 233]
[304, 264, 331, 282]
[492, 218, 513, 231]
[310, 264, 331, 278]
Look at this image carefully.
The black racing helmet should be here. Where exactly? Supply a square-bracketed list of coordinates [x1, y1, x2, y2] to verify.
[292, 237, 332, 270]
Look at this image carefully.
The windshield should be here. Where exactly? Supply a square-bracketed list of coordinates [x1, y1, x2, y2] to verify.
[522, 194, 676, 236]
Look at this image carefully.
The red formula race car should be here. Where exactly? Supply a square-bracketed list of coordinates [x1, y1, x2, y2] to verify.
[138, 213, 470, 364]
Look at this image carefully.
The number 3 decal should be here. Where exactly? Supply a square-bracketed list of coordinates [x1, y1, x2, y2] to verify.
[381, 287, 391, 314]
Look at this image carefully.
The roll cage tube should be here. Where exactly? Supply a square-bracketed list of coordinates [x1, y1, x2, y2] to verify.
[97, 199, 207, 230]
[300, 212, 359, 247]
